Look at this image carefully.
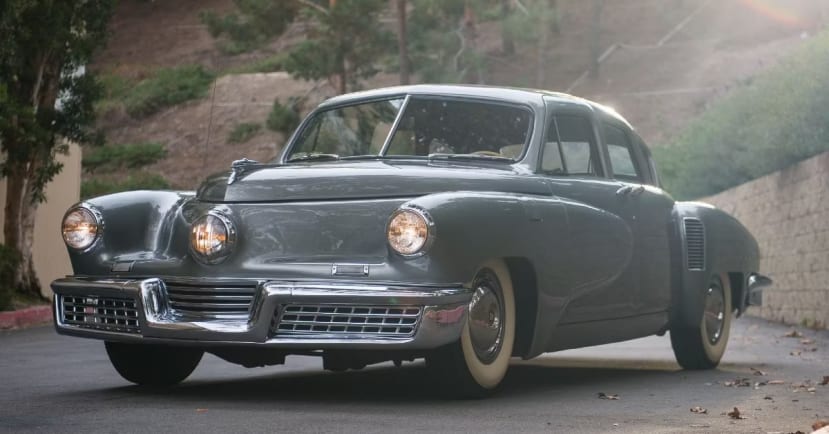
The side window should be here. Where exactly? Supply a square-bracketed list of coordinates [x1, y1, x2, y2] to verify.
[603, 124, 641, 182]
[543, 115, 598, 176]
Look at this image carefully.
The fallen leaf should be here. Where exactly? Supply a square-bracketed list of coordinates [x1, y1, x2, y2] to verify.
[195, 408, 208, 413]
[598, 392, 620, 400]
[727, 407, 746, 420]
[820, 376, 829, 386]
[814, 420, 829, 431]
[784, 330, 803, 338]
[763, 395, 773, 400]
[690, 406, 708, 414]
[768, 380, 786, 385]
[804, 347, 818, 352]
[724, 378, 752, 387]
[790, 351, 802, 356]
[751, 367, 767, 376]
[800, 338, 814, 345]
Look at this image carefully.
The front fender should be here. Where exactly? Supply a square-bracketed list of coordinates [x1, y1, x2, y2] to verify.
[67, 191, 194, 275]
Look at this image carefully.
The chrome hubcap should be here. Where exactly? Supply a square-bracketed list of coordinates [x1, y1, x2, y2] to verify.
[703, 283, 725, 345]
[468, 275, 504, 364]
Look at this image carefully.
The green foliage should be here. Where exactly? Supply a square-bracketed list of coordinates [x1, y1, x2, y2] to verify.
[0, 0, 115, 203]
[407, 0, 496, 83]
[281, 0, 393, 92]
[95, 72, 135, 113]
[202, 0, 391, 93]
[266, 99, 300, 134]
[82, 142, 167, 173]
[227, 122, 261, 143]
[225, 54, 286, 74]
[654, 30, 829, 199]
[0, 244, 20, 311]
[200, 0, 299, 54]
[81, 172, 171, 199]
[124, 66, 215, 118]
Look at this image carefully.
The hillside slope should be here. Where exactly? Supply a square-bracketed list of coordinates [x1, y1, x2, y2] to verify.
[92, 0, 829, 190]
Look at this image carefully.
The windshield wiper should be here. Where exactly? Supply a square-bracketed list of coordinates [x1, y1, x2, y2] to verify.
[427, 153, 514, 163]
[286, 153, 340, 163]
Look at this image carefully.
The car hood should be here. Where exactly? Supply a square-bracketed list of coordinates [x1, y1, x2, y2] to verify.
[196, 160, 549, 202]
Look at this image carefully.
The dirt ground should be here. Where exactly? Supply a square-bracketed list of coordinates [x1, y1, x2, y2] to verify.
[94, 0, 829, 189]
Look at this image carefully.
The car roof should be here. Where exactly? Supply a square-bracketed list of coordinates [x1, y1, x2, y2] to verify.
[317, 84, 631, 127]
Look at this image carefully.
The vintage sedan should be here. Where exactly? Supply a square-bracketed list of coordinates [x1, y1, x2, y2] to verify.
[53, 85, 769, 396]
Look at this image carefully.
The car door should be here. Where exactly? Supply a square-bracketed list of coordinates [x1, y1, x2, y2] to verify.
[601, 121, 674, 316]
[540, 111, 640, 324]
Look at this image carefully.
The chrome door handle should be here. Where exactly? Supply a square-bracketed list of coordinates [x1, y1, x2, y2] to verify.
[630, 185, 645, 196]
[616, 185, 633, 196]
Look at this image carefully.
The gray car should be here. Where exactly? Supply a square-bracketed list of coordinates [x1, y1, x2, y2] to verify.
[53, 85, 770, 397]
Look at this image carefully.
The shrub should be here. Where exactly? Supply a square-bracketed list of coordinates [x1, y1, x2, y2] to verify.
[0, 244, 21, 311]
[124, 66, 215, 118]
[81, 172, 170, 199]
[654, 30, 829, 199]
[266, 99, 300, 134]
[227, 122, 261, 144]
[82, 142, 167, 173]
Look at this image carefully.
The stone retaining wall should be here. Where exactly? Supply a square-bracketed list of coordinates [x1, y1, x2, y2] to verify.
[703, 152, 829, 329]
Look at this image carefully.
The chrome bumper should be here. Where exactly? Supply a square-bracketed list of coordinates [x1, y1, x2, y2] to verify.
[51, 277, 471, 350]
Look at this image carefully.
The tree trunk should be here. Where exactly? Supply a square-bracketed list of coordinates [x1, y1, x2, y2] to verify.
[396, 0, 410, 84]
[3, 162, 43, 299]
[500, 0, 515, 56]
[536, 3, 550, 88]
[589, 0, 605, 79]
[549, 0, 560, 35]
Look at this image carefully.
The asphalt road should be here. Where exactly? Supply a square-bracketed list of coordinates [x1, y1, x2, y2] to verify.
[1, 316, 827, 434]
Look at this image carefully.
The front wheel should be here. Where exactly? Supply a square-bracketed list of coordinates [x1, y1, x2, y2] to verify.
[426, 260, 516, 398]
[670, 273, 732, 369]
[105, 342, 203, 386]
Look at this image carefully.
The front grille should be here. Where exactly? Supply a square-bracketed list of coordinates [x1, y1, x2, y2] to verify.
[61, 295, 140, 334]
[165, 282, 257, 319]
[684, 218, 706, 270]
[271, 305, 422, 337]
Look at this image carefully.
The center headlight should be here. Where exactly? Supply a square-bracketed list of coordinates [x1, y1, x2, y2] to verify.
[387, 207, 434, 256]
[190, 211, 236, 264]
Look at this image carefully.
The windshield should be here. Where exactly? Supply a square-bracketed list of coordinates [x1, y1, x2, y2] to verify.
[286, 96, 532, 162]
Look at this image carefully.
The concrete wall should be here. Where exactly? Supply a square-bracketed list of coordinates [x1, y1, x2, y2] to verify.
[704, 151, 829, 329]
[0, 142, 81, 298]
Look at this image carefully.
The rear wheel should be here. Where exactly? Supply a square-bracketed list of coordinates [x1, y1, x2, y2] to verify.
[670, 273, 732, 369]
[105, 342, 203, 386]
[427, 260, 515, 398]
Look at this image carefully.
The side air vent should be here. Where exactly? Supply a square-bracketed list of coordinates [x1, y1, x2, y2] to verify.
[683, 218, 705, 271]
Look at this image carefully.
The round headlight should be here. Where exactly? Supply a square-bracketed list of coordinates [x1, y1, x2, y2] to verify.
[387, 208, 433, 256]
[62, 207, 101, 251]
[190, 212, 236, 264]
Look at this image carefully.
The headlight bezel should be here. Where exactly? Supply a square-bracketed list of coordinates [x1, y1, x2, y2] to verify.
[189, 210, 237, 265]
[61, 204, 104, 253]
[386, 205, 435, 258]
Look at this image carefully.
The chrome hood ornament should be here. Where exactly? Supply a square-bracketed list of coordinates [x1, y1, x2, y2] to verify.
[227, 158, 260, 185]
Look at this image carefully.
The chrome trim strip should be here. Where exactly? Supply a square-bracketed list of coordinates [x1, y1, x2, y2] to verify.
[379, 94, 411, 156]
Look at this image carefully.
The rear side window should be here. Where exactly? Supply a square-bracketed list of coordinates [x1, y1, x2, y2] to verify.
[543, 115, 599, 176]
[603, 124, 641, 182]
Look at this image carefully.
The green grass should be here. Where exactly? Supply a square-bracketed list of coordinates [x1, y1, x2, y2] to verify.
[124, 66, 215, 118]
[224, 53, 286, 74]
[82, 142, 167, 173]
[654, 30, 829, 199]
[227, 122, 262, 144]
[81, 172, 171, 199]
[95, 72, 135, 114]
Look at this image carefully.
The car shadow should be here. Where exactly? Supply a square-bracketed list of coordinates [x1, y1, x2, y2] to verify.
[92, 356, 762, 404]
